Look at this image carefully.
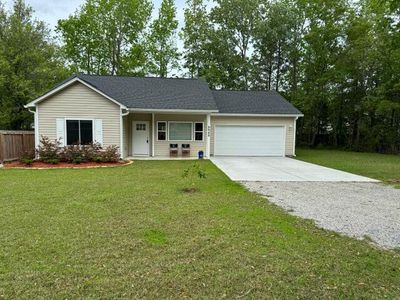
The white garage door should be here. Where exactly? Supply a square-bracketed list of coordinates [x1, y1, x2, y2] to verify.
[215, 125, 285, 156]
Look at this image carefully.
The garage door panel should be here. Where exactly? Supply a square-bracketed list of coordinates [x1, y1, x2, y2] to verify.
[215, 126, 285, 156]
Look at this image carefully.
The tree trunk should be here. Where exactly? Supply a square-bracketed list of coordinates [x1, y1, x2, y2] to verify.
[267, 61, 273, 90]
[275, 42, 282, 92]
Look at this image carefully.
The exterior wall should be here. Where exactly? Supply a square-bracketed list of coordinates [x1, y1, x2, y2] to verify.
[210, 116, 296, 156]
[127, 113, 207, 157]
[37, 82, 121, 149]
[154, 114, 207, 157]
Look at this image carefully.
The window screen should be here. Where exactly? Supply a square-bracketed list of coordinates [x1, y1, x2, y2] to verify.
[169, 122, 192, 141]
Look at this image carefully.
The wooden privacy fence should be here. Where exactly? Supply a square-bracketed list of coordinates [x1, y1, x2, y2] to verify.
[0, 131, 35, 162]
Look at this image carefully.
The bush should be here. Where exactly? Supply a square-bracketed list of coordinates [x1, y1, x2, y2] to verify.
[82, 143, 102, 162]
[46, 158, 60, 165]
[20, 158, 33, 166]
[36, 136, 120, 164]
[37, 136, 61, 163]
[20, 149, 35, 166]
[59, 145, 85, 163]
[100, 145, 120, 162]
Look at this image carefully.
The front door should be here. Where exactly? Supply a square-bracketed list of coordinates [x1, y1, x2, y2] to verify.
[132, 121, 150, 156]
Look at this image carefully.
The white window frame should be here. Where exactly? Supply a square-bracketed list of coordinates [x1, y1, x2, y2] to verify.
[156, 121, 167, 141]
[167, 121, 193, 142]
[194, 122, 204, 141]
[65, 118, 95, 146]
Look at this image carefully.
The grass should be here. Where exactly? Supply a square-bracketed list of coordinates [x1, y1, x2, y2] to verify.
[0, 161, 399, 298]
[295, 148, 400, 187]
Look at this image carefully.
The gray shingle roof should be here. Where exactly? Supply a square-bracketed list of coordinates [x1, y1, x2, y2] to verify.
[212, 90, 302, 115]
[35, 74, 302, 115]
[78, 74, 218, 111]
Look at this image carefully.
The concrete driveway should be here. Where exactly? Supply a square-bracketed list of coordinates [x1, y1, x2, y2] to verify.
[211, 156, 378, 182]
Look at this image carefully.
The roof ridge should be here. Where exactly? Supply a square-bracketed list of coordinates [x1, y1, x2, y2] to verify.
[212, 89, 277, 93]
[78, 74, 203, 81]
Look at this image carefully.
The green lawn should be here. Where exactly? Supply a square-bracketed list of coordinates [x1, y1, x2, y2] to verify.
[296, 148, 400, 186]
[0, 161, 399, 298]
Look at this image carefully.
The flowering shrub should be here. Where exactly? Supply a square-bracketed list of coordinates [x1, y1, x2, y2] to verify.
[37, 136, 61, 163]
[99, 145, 120, 163]
[37, 136, 120, 164]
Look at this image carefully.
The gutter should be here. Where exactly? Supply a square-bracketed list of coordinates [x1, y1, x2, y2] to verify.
[211, 113, 304, 117]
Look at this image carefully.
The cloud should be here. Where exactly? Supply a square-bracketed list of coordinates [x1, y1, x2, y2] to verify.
[4, 0, 84, 31]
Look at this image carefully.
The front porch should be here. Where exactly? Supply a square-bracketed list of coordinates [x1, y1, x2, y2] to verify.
[122, 111, 211, 159]
[126, 156, 200, 160]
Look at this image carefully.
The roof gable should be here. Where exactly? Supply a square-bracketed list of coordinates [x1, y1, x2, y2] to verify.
[25, 76, 127, 109]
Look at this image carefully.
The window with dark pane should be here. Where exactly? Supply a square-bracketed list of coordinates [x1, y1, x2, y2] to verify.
[80, 120, 93, 145]
[195, 132, 203, 141]
[66, 120, 79, 145]
[66, 120, 93, 145]
[195, 123, 203, 132]
[158, 131, 166, 140]
[157, 121, 167, 140]
[194, 122, 204, 141]
[158, 122, 166, 131]
[136, 123, 146, 131]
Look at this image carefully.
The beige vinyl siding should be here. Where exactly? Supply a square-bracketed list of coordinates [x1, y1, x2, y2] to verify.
[37, 82, 121, 149]
[154, 114, 206, 157]
[210, 116, 296, 156]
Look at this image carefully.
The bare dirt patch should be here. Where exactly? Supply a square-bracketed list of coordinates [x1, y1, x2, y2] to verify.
[181, 187, 199, 194]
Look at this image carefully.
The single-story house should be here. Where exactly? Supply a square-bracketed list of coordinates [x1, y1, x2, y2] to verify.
[25, 75, 303, 159]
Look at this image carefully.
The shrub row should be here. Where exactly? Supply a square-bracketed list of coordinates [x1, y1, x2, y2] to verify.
[24, 136, 120, 164]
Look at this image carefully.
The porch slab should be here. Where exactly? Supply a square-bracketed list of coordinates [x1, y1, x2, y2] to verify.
[127, 156, 203, 161]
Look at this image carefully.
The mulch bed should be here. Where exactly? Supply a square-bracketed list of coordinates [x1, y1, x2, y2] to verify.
[3, 160, 133, 169]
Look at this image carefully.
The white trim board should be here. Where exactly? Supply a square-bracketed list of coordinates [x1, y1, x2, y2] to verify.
[211, 113, 303, 117]
[129, 108, 218, 114]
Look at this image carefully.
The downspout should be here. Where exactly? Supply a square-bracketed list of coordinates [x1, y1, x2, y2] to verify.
[293, 116, 298, 157]
[151, 113, 155, 157]
[120, 108, 129, 159]
[28, 106, 39, 153]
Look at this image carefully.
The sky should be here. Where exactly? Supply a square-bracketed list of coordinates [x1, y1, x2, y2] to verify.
[4, 0, 187, 48]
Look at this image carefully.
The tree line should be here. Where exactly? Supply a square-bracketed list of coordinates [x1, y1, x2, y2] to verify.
[0, 0, 399, 153]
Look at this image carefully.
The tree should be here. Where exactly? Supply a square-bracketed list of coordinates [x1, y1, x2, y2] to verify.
[57, 0, 152, 75]
[181, 0, 211, 78]
[252, 0, 303, 91]
[147, 0, 179, 77]
[209, 0, 259, 89]
[0, 0, 67, 130]
[295, 0, 350, 147]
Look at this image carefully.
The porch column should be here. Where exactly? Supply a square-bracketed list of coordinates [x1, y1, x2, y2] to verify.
[152, 113, 155, 157]
[206, 114, 211, 158]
